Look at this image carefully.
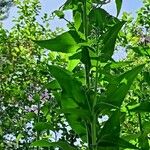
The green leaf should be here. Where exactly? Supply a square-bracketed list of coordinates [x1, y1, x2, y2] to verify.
[45, 80, 61, 90]
[69, 51, 82, 60]
[74, 11, 82, 30]
[67, 59, 80, 71]
[62, 0, 81, 10]
[54, 10, 64, 18]
[132, 46, 150, 57]
[97, 138, 138, 149]
[48, 65, 87, 105]
[115, 0, 122, 16]
[98, 110, 120, 145]
[31, 140, 76, 150]
[16, 133, 23, 145]
[144, 71, 150, 85]
[57, 108, 90, 121]
[48, 65, 88, 139]
[34, 31, 82, 53]
[34, 122, 53, 132]
[31, 140, 51, 147]
[89, 8, 120, 32]
[100, 21, 125, 61]
[25, 112, 36, 120]
[104, 61, 133, 69]
[105, 64, 145, 107]
[98, 111, 137, 149]
[128, 102, 150, 112]
[138, 134, 149, 150]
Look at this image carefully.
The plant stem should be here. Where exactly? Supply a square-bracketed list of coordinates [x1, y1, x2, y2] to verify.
[36, 100, 40, 150]
[83, 0, 90, 88]
[83, 1, 97, 150]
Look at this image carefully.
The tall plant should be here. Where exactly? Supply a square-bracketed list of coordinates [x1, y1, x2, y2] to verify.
[31, 0, 147, 150]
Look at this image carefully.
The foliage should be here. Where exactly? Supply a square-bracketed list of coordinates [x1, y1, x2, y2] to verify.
[0, 0, 150, 150]
[0, 0, 13, 20]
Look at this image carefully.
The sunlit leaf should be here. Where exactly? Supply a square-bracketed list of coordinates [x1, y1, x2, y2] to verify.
[105, 64, 144, 107]
[48, 65, 87, 105]
[34, 31, 82, 53]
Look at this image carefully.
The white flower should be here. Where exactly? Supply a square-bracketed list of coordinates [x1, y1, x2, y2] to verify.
[98, 115, 109, 124]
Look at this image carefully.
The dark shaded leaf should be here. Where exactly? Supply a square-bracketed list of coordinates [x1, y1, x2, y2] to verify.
[100, 21, 125, 61]
[97, 138, 138, 149]
[34, 122, 53, 132]
[115, 0, 122, 16]
[143, 71, 150, 85]
[98, 110, 120, 147]
[128, 102, 150, 112]
[132, 46, 150, 57]
[25, 112, 36, 120]
[89, 8, 120, 32]
[138, 134, 149, 150]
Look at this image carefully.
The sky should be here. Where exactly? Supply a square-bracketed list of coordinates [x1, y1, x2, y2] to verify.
[1, 0, 143, 31]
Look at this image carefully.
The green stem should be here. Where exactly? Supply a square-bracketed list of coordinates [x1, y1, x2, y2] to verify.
[91, 116, 97, 150]
[138, 113, 143, 133]
[36, 101, 40, 150]
[83, 1, 97, 150]
[83, 0, 90, 88]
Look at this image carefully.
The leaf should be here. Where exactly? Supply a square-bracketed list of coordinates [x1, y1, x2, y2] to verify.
[48, 65, 87, 105]
[104, 61, 133, 69]
[98, 111, 120, 143]
[54, 10, 64, 18]
[74, 11, 82, 30]
[34, 122, 53, 132]
[69, 51, 82, 60]
[132, 46, 150, 57]
[100, 21, 125, 61]
[105, 64, 144, 107]
[138, 134, 149, 150]
[128, 102, 150, 112]
[31, 140, 76, 150]
[31, 140, 51, 147]
[97, 138, 138, 149]
[144, 71, 150, 85]
[115, 0, 122, 16]
[57, 108, 90, 121]
[25, 112, 36, 120]
[98, 111, 137, 149]
[45, 80, 61, 90]
[62, 0, 81, 10]
[89, 8, 120, 32]
[34, 31, 82, 53]
[81, 47, 91, 78]
[51, 141, 77, 150]
[67, 59, 80, 71]
[48, 65, 88, 140]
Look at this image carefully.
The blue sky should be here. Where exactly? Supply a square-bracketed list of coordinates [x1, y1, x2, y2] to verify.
[1, 0, 143, 31]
